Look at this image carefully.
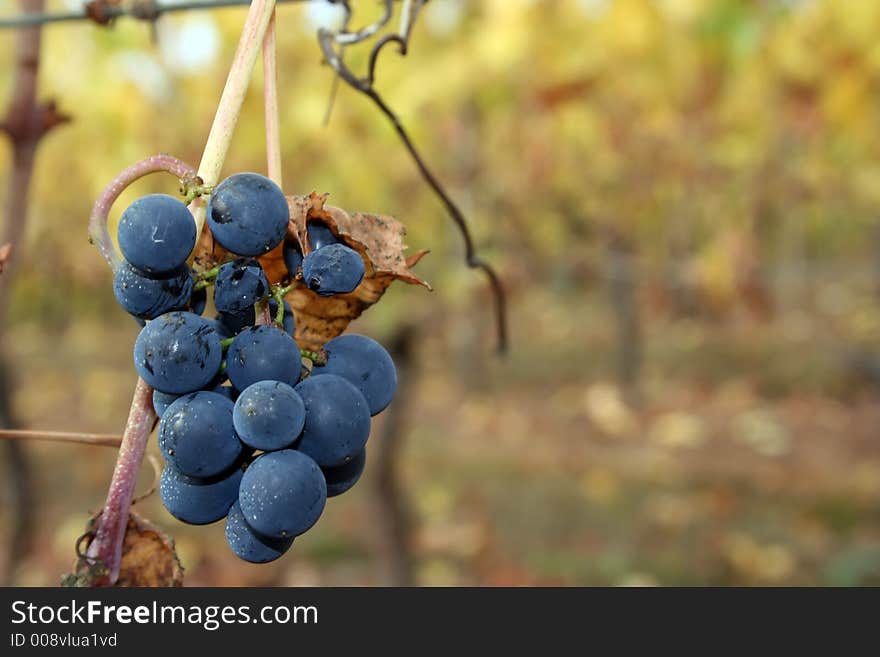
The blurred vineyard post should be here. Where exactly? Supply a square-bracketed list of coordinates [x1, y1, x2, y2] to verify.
[606, 230, 641, 406]
[0, 0, 69, 584]
[371, 323, 418, 586]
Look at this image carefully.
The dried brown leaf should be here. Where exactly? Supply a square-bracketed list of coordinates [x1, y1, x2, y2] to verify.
[65, 510, 183, 587]
[193, 192, 430, 351]
[0, 242, 11, 275]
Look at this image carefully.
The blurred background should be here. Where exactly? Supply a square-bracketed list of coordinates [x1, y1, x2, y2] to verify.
[1, 0, 880, 586]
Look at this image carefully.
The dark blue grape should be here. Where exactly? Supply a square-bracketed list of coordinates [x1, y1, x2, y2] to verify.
[152, 389, 179, 417]
[159, 386, 234, 418]
[233, 381, 305, 451]
[189, 286, 207, 315]
[158, 391, 243, 478]
[238, 450, 326, 539]
[113, 262, 192, 320]
[159, 463, 243, 525]
[322, 448, 366, 498]
[302, 243, 365, 296]
[220, 299, 294, 336]
[117, 194, 196, 274]
[225, 500, 293, 564]
[226, 325, 301, 390]
[133, 311, 222, 394]
[213, 258, 269, 314]
[207, 173, 289, 256]
[283, 238, 303, 278]
[307, 221, 339, 251]
[214, 383, 237, 402]
[208, 316, 234, 339]
[216, 310, 251, 336]
[294, 374, 370, 468]
[312, 334, 397, 415]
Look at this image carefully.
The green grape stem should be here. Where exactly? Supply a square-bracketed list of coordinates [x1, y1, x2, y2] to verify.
[300, 348, 327, 366]
[270, 283, 292, 324]
[193, 264, 222, 290]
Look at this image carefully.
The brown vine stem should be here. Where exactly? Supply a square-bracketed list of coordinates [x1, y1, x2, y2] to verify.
[0, 429, 121, 448]
[87, 154, 196, 271]
[81, 0, 277, 587]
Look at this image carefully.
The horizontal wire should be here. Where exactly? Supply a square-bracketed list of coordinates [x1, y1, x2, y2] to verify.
[0, 0, 308, 29]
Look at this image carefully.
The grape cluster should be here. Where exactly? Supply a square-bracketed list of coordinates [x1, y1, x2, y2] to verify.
[112, 172, 394, 563]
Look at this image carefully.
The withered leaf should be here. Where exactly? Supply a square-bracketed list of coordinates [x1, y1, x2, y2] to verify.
[194, 191, 430, 352]
[0, 242, 11, 275]
[65, 510, 183, 587]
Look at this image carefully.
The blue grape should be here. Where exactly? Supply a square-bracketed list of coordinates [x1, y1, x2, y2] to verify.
[233, 381, 305, 451]
[117, 194, 196, 274]
[207, 173, 289, 256]
[283, 238, 303, 278]
[226, 325, 301, 390]
[238, 450, 326, 539]
[225, 500, 293, 564]
[294, 374, 370, 467]
[220, 298, 294, 336]
[213, 383, 237, 402]
[307, 221, 339, 250]
[159, 463, 243, 525]
[302, 243, 365, 296]
[152, 389, 179, 417]
[323, 448, 366, 498]
[112, 262, 193, 320]
[159, 391, 243, 478]
[189, 286, 207, 315]
[213, 258, 269, 314]
[216, 310, 251, 336]
[134, 311, 222, 394]
[208, 316, 234, 339]
[312, 334, 397, 416]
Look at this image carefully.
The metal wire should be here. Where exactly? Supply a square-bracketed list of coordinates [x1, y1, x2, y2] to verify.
[0, 0, 308, 29]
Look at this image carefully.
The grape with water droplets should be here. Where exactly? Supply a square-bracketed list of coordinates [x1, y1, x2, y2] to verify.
[225, 500, 294, 564]
[238, 450, 327, 539]
[159, 391, 243, 478]
[159, 464, 243, 526]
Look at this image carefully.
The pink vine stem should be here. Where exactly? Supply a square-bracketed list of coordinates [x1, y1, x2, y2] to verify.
[83, 378, 155, 584]
[83, 154, 195, 585]
[87, 154, 196, 271]
[83, 1, 277, 586]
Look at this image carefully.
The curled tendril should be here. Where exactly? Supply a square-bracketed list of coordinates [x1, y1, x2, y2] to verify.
[317, 0, 509, 353]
